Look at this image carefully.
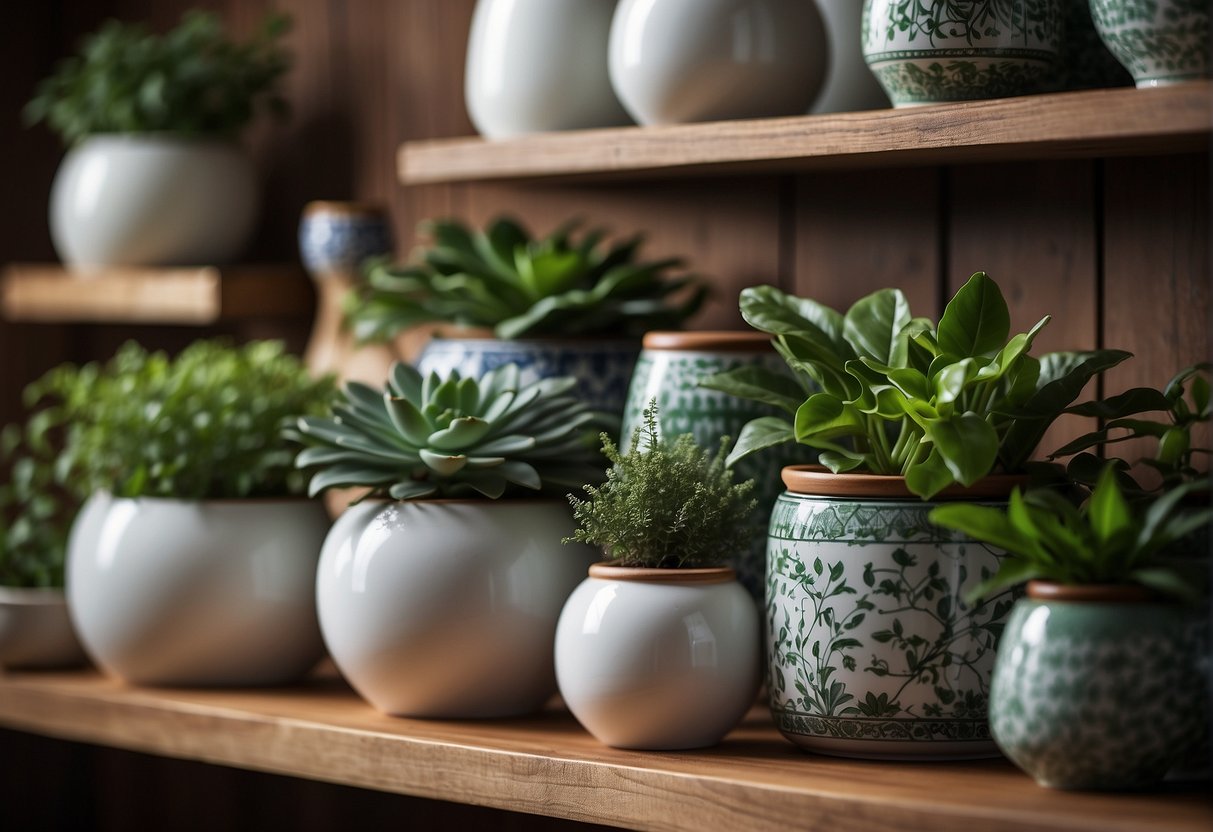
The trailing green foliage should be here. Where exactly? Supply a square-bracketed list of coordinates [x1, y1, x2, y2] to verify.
[930, 467, 1212, 603]
[294, 362, 610, 500]
[565, 403, 757, 568]
[702, 273, 1130, 499]
[25, 10, 291, 144]
[347, 217, 707, 340]
[0, 424, 75, 588]
[27, 340, 334, 500]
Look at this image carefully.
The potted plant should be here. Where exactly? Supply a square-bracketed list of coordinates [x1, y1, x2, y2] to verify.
[31, 339, 336, 686]
[294, 362, 608, 718]
[554, 403, 761, 750]
[930, 468, 1211, 790]
[0, 423, 87, 670]
[703, 272, 1131, 758]
[346, 215, 707, 415]
[25, 10, 291, 268]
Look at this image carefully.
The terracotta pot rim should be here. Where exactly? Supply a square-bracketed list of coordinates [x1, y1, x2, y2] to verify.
[303, 200, 390, 218]
[588, 563, 737, 584]
[0, 586, 68, 605]
[641, 331, 775, 353]
[780, 464, 1029, 501]
[1026, 580, 1170, 604]
[427, 332, 641, 347]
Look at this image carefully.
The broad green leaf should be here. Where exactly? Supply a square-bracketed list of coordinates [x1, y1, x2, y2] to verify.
[818, 449, 866, 473]
[699, 366, 806, 415]
[937, 272, 1010, 358]
[426, 417, 491, 450]
[795, 394, 867, 443]
[924, 413, 999, 486]
[1089, 466, 1133, 548]
[726, 417, 795, 467]
[929, 502, 1031, 556]
[1065, 387, 1171, 418]
[934, 358, 978, 405]
[740, 285, 851, 361]
[843, 289, 912, 366]
[905, 448, 955, 499]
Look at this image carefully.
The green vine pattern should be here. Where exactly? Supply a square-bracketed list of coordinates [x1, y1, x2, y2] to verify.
[868, 0, 1059, 47]
[869, 57, 1052, 102]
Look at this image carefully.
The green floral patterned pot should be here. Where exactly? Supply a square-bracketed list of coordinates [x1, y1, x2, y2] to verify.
[766, 466, 1021, 759]
[622, 332, 812, 599]
[990, 581, 1211, 789]
[1089, 0, 1211, 87]
[861, 0, 1064, 106]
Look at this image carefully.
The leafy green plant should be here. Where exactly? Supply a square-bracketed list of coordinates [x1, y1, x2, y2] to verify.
[25, 10, 291, 145]
[930, 467, 1212, 602]
[703, 273, 1129, 499]
[565, 403, 757, 568]
[348, 217, 707, 341]
[27, 340, 334, 500]
[0, 424, 76, 587]
[294, 362, 610, 500]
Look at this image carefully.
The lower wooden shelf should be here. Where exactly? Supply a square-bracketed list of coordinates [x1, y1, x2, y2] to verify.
[0, 670, 1207, 832]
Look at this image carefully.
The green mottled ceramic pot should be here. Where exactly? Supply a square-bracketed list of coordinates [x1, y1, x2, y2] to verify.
[1090, 0, 1211, 87]
[766, 466, 1022, 759]
[990, 581, 1211, 790]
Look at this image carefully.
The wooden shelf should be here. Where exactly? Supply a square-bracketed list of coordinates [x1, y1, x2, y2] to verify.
[1, 264, 313, 326]
[0, 671, 1207, 832]
[400, 83, 1212, 185]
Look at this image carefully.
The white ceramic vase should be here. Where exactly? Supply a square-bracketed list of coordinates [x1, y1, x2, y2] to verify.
[465, 0, 632, 138]
[608, 0, 828, 125]
[50, 135, 259, 268]
[0, 587, 88, 670]
[810, 0, 890, 113]
[316, 499, 596, 718]
[66, 494, 329, 686]
[555, 564, 760, 750]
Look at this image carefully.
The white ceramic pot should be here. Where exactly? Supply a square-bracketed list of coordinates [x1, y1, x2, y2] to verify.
[608, 0, 828, 125]
[810, 0, 890, 113]
[50, 135, 259, 268]
[66, 494, 329, 686]
[317, 499, 596, 718]
[0, 587, 88, 670]
[465, 0, 632, 138]
[555, 564, 760, 750]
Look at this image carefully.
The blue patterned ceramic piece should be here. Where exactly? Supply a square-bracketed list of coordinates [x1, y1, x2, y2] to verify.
[299, 201, 394, 276]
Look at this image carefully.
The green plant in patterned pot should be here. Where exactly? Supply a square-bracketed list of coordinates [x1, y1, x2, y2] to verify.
[703, 272, 1131, 759]
[931, 468, 1211, 789]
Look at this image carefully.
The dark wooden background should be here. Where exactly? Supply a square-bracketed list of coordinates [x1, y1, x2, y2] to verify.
[1, 0, 1209, 827]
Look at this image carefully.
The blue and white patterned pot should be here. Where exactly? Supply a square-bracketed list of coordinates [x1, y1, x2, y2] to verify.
[298, 201, 394, 276]
[1089, 0, 1210, 87]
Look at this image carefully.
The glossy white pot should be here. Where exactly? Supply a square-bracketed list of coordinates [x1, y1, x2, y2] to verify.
[317, 499, 596, 718]
[810, 0, 889, 113]
[608, 0, 828, 125]
[0, 587, 88, 670]
[67, 494, 328, 686]
[465, 0, 632, 138]
[50, 135, 258, 268]
[555, 564, 760, 749]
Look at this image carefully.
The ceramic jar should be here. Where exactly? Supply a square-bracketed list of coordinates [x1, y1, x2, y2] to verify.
[766, 466, 1021, 759]
[50, 136, 258, 268]
[66, 494, 329, 686]
[861, 0, 1064, 107]
[555, 564, 760, 749]
[1089, 0, 1210, 87]
[465, 0, 631, 138]
[317, 499, 596, 718]
[811, 0, 890, 112]
[0, 587, 88, 670]
[608, 0, 828, 125]
[989, 582, 1210, 790]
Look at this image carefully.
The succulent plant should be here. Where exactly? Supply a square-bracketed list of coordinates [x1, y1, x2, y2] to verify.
[294, 362, 611, 500]
[347, 216, 707, 341]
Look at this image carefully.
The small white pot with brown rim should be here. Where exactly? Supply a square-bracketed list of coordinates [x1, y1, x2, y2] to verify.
[0, 587, 88, 670]
[554, 563, 760, 750]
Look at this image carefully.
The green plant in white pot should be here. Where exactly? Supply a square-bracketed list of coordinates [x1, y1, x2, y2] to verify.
[33, 339, 336, 687]
[703, 272, 1131, 759]
[295, 362, 609, 718]
[554, 403, 761, 749]
[25, 11, 291, 267]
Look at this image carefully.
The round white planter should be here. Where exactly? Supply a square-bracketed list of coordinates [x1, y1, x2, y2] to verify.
[465, 0, 632, 138]
[66, 494, 329, 686]
[317, 499, 596, 718]
[50, 135, 259, 268]
[810, 0, 890, 113]
[555, 564, 760, 750]
[0, 587, 88, 670]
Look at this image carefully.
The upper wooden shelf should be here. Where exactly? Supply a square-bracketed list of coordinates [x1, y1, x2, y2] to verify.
[0, 670, 1207, 832]
[1, 264, 313, 326]
[400, 83, 1212, 185]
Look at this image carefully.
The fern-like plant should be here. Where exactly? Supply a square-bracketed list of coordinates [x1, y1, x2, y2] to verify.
[0, 423, 75, 587]
[294, 362, 610, 500]
[565, 403, 757, 569]
[348, 217, 707, 341]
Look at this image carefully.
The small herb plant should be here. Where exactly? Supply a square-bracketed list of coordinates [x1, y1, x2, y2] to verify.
[294, 362, 609, 500]
[348, 216, 707, 341]
[27, 340, 335, 500]
[25, 10, 291, 145]
[703, 273, 1129, 499]
[0, 424, 75, 588]
[930, 467, 1212, 603]
[565, 403, 757, 569]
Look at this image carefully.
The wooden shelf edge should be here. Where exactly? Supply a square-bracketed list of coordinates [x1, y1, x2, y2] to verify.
[0, 672, 1207, 832]
[399, 83, 1212, 185]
